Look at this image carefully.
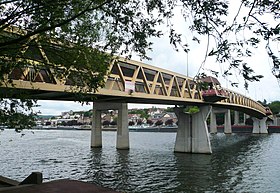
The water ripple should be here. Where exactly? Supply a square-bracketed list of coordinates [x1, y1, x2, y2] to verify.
[1, 130, 280, 192]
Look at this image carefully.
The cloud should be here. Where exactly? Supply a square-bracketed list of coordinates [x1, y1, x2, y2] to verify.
[140, 1, 280, 103]
[35, 100, 92, 115]
[144, 35, 279, 102]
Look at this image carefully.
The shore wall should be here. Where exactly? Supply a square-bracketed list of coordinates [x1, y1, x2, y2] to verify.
[217, 125, 280, 133]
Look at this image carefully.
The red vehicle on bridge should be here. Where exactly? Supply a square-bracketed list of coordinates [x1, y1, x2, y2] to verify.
[265, 107, 272, 116]
[201, 76, 228, 102]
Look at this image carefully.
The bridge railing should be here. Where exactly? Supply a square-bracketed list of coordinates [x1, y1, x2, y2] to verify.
[221, 89, 266, 114]
[107, 57, 203, 99]
[106, 57, 267, 115]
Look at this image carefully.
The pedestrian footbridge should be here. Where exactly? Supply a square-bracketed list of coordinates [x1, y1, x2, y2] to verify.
[0, 34, 270, 154]
[1, 56, 267, 117]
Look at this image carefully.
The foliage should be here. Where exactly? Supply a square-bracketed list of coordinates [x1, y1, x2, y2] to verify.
[185, 106, 200, 114]
[129, 109, 149, 119]
[258, 99, 268, 106]
[83, 110, 93, 118]
[165, 107, 174, 112]
[0, 98, 37, 131]
[268, 101, 280, 115]
[258, 100, 280, 115]
[178, 0, 279, 88]
[0, 0, 162, 129]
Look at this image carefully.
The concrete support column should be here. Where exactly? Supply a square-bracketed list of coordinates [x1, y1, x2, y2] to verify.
[116, 103, 129, 149]
[210, 110, 217, 134]
[174, 108, 191, 152]
[91, 102, 129, 149]
[192, 106, 212, 153]
[224, 109, 232, 134]
[244, 114, 249, 124]
[91, 105, 102, 148]
[252, 117, 268, 134]
[234, 111, 239, 125]
[174, 106, 212, 154]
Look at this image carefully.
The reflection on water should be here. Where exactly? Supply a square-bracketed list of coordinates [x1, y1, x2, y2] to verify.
[1, 130, 280, 192]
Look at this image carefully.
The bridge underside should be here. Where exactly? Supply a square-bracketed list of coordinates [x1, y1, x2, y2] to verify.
[0, 86, 265, 119]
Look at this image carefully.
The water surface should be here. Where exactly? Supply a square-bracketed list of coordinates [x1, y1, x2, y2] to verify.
[1, 129, 280, 192]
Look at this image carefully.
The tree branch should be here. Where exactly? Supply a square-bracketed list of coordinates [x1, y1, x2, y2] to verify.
[0, 0, 111, 48]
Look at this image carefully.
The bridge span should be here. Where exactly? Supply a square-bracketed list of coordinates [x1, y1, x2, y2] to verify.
[0, 36, 270, 154]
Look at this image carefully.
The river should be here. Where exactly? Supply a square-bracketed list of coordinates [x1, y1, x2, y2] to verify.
[1, 129, 280, 192]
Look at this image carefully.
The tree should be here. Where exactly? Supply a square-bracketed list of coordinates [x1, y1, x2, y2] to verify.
[0, 0, 162, 129]
[165, 107, 174, 112]
[129, 109, 149, 120]
[83, 110, 93, 118]
[268, 101, 280, 115]
[1, 0, 279, 129]
[185, 106, 200, 114]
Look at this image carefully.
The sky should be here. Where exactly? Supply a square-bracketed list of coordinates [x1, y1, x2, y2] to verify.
[35, 2, 280, 115]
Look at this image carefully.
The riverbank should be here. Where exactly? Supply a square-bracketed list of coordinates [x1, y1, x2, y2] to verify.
[2, 125, 280, 133]
[217, 125, 280, 133]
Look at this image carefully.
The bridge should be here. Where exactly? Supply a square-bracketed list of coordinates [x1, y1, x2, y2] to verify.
[0, 32, 270, 154]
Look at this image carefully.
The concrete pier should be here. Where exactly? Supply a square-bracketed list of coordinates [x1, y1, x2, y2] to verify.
[210, 110, 217, 134]
[234, 111, 239, 125]
[116, 103, 129, 149]
[91, 102, 129, 149]
[91, 107, 102, 148]
[174, 106, 212, 154]
[210, 108, 232, 134]
[224, 109, 232, 134]
[252, 117, 268, 134]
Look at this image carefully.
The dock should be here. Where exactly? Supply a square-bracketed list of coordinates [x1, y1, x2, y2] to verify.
[0, 173, 119, 193]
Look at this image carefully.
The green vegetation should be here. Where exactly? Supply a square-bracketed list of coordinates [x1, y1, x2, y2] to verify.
[259, 100, 280, 115]
[185, 106, 200, 114]
[268, 101, 280, 115]
[129, 109, 149, 120]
